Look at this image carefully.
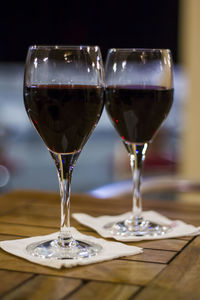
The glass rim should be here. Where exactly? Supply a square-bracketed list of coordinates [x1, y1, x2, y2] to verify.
[108, 48, 171, 53]
[28, 45, 101, 51]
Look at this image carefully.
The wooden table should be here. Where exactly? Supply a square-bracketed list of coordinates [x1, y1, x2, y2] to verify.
[0, 190, 200, 299]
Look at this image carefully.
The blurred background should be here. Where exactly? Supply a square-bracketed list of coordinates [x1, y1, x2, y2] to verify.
[0, 0, 199, 199]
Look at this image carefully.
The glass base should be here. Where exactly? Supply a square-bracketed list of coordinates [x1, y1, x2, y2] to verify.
[110, 217, 171, 237]
[26, 238, 102, 260]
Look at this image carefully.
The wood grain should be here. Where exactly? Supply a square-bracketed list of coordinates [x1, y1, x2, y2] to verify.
[0, 270, 33, 297]
[0, 213, 59, 228]
[0, 223, 56, 237]
[67, 281, 140, 300]
[123, 248, 177, 264]
[134, 236, 200, 300]
[130, 239, 188, 251]
[1, 275, 82, 300]
[0, 190, 199, 299]
[0, 234, 24, 241]
[0, 249, 165, 285]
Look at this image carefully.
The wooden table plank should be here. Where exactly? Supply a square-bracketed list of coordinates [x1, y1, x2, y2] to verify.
[81, 228, 191, 252]
[0, 223, 57, 237]
[123, 248, 177, 264]
[0, 190, 200, 299]
[0, 249, 165, 285]
[0, 235, 23, 241]
[0, 198, 29, 216]
[0, 217, 88, 233]
[0, 213, 59, 228]
[1, 275, 82, 300]
[152, 209, 200, 226]
[0, 270, 33, 297]
[176, 236, 193, 241]
[0, 212, 90, 231]
[130, 239, 188, 251]
[67, 281, 140, 300]
[134, 236, 200, 300]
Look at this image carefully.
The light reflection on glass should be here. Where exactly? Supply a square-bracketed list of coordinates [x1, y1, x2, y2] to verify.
[64, 52, 72, 63]
[141, 52, 146, 64]
[142, 143, 148, 155]
[167, 52, 172, 67]
[96, 61, 100, 70]
[122, 60, 126, 69]
[113, 62, 117, 72]
[34, 58, 38, 68]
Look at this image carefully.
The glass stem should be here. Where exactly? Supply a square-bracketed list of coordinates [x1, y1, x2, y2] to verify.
[124, 142, 148, 223]
[131, 143, 148, 221]
[50, 150, 80, 247]
[58, 154, 72, 244]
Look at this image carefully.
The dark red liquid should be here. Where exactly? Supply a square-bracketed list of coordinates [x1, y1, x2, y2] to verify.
[24, 85, 104, 153]
[105, 86, 173, 143]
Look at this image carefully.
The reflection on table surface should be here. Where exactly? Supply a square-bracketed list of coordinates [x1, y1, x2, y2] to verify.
[90, 176, 200, 204]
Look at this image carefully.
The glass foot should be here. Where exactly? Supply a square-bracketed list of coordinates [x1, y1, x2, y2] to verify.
[26, 239, 102, 259]
[109, 217, 171, 237]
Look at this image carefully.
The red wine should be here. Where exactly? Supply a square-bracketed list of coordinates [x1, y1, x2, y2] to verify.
[24, 85, 104, 153]
[105, 85, 173, 143]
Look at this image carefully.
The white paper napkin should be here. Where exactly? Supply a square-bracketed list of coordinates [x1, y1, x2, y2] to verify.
[73, 211, 200, 242]
[0, 227, 142, 269]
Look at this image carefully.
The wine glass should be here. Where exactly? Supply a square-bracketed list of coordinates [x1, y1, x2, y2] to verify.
[23, 45, 104, 259]
[105, 48, 174, 237]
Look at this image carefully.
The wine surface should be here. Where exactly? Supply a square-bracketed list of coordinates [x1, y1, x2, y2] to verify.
[24, 85, 104, 153]
[105, 85, 173, 143]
